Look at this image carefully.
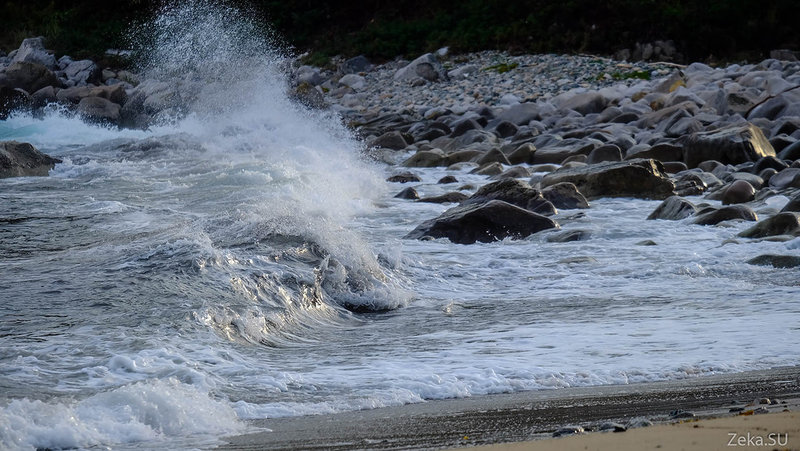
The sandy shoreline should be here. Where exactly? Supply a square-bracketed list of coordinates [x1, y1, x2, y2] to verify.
[216, 366, 800, 450]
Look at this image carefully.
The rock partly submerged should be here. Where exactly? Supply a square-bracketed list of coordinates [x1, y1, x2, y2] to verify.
[0, 141, 61, 178]
[541, 159, 675, 200]
[404, 200, 559, 244]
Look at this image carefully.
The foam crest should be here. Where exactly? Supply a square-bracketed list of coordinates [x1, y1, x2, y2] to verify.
[0, 379, 243, 450]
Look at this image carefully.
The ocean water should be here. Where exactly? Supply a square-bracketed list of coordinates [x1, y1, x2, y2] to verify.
[2, 4, 800, 450]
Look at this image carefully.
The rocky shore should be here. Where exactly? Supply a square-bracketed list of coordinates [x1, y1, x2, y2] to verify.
[2, 37, 800, 261]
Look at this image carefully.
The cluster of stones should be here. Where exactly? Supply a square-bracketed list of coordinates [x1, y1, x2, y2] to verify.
[295, 50, 800, 260]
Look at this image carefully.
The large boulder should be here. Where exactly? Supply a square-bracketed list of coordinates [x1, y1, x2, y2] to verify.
[394, 53, 449, 83]
[10, 37, 57, 69]
[0, 61, 60, 93]
[0, 86, 33, 119]
[63, 59, 101, 85]
[540, 158, 675, 200]
[404, 200, 559, 244]
[76, 96, 121, 123]
[647, 196, 698, 220]
[0, 141, 61, 178]
[681, 123, 776, 168]
[369, 131, 408, 150]
[693, 205, 758, 225]
[738, 212, 800, 238]
[541, 182, 589, 209]
[464, 179, 556, 215]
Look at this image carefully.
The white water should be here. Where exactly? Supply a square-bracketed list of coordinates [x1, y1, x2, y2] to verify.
[2, 3, 800, 450]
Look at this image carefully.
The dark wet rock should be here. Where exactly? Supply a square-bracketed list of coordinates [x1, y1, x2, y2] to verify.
[450, 118, 482, 137]
[729, 171, 764, 189]
[698, 160, 725, 173]
[470, 162, 505, 176]
[662, 161, 688, 174]
[626, 142, 684, 162]
[465, 179, 556, 215]
[418, 192, 469, 204]
[781, 193, 800, 212]
[76, 96, 121, 124]
[752, 156, 789, 174]
[541, 159, 675, 200]
[404, 200, 559, 244]
[648, 196, 698, 220]
[387, 172, 421, 183]
[291, 82, 326, 108]
[529, 163, 559, 173]
[541, 182, 589, 209]
[599, 422, 627, 433]
[0, 141, 61, 178]
[444, 149, 483, 165]
[586, 144, 622, 164]
[437, 175, 458, 184]
[507, 142, 536, 165]
[394, 187, 420, 200]
[546, 229, 590, 242]
[553, 426, 584, 437]
[693, 205, 758, 225]
[747, 254, 800, 268]
[759, 168, 778, 184]
[738, 212, 800, 238]
[490, 166, 531, 180]
[558, 91, 607, 115]
[493, 120, 518, 138]
[0, 61, 60, 94]
[370, 130, 408, 150]
[673, 176, 705, 197]
[0, 86, 32, 119]
[532, 143, 594, 165]
[339, 55, 372, 74]
[722, 180, 756, 205]
[778, 140, 800, 161]
[562, 154, 587, 164]
[402, 150, 444, 167]
[637, 240, 658, 246]
[769, 168, 800, 189]
[475, 148, 511, 166]
[682, 123, 776, 168]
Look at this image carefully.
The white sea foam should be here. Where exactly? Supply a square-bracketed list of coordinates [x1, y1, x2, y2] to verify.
[0, 379, 243, 451]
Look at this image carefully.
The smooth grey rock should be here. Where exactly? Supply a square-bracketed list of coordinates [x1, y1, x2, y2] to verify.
[541, 159, 675, 200]
[475, 148, 511, 166]
[76, 96, 121, 123]
[541, 182, 589, 209]
[464, 178, 556, 215]
[338, 74, 366, 90]
[693, 205, 758, 225]
[682, 122, 776, 168]
[722, 180, 756, 205]
[394, 53, 448, 83]
[402, 150, 444, 168]
[471, 162, 505, 176]
[738, 212, 800, 238]
[0, 61, 59, 93]
[586, 144, 622, 164]
[493, 102, 541, 126]
[769, 168, 800, 189]
[370, 131, 408, 150]
[394, 187, 419, 199]
[778, 140, 800, 161]
[11, 37, 57, 69]
[781, 193, 800, 212]
[64, 59, 100, 85]
[418, 192, 469, 204]
[647, 196, 698, 220]
[546, 230, 590, 242]
[404, 200, 559, 244]
[0, 141, 61, 177]
[747, 254, 800, 268]
[444, 149, 483, 165]
[387, 172, 421, 183]
[339, 55, 372, 74]
[507, 143, 536, 165]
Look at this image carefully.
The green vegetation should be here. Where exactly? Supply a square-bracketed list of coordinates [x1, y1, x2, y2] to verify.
[1, 0, 797, 63]
[607, 70, 652, 81]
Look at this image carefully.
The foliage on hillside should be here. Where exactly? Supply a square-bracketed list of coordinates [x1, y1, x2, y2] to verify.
[1, 0, 797, 63]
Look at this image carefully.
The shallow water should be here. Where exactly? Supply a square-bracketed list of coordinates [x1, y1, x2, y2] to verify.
[2, 4, 800, 450]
